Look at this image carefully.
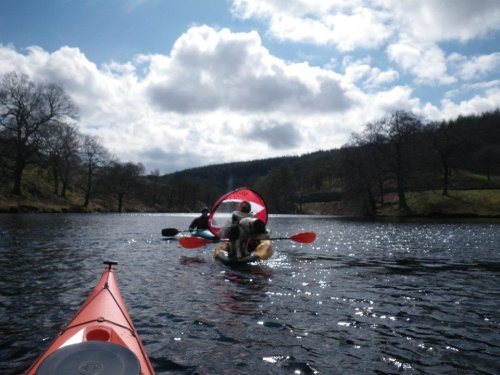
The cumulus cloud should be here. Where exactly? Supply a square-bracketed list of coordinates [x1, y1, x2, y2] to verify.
[145, 26, 354, 114]
[382, 0, 500, 42]
[387, 40, 455, 85]
[369, 85, 420, 114]
[343, 57, 399, 88]
[457, 52, 500, 80]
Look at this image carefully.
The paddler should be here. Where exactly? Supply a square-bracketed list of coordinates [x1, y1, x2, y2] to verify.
[189, 207, 209, 231]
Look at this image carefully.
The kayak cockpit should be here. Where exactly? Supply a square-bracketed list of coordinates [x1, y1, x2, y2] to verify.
[35, 341, 141, 375]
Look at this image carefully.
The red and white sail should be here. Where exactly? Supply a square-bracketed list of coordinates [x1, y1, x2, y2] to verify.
[208, 187, 268, 237]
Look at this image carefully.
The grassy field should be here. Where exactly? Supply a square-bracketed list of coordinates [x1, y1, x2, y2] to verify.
[411, 189, 500, 217]
[299, 188, 500, 218]
[377, 189, 500, 217]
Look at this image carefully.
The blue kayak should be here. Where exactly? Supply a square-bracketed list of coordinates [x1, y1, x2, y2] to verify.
[191, 229, 217, 240]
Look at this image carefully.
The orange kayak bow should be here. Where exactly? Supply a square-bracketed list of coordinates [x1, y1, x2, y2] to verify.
[25, 261, 155, 375]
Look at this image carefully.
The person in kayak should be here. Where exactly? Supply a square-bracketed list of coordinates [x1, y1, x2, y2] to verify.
[231, 200, 253, 224]
[189, 207, 209, 231]
[226, 217, 268, 259]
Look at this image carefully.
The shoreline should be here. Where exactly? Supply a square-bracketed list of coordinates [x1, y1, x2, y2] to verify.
[2, 188, 500, 218]
[2, 205, 500, 221]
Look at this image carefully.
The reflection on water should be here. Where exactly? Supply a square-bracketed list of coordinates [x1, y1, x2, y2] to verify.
[0, 214, 499, 374]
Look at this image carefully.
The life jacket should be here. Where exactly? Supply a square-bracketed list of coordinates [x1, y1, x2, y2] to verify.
[231, 210, 252, 224]
[189, 215, 209, 230]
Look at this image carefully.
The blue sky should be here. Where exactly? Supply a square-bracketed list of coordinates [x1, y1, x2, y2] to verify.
[1, 0, 499, 173]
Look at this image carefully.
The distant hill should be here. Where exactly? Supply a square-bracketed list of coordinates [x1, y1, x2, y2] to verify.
[163, 155, 299, 192]
[160, 150, 344, 213]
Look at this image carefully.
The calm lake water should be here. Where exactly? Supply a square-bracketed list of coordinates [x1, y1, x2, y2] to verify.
[0, 213, 499, 374]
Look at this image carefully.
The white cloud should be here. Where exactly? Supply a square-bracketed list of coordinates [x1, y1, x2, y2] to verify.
[457, 52, 500, 80]
[272, 8, 391, 51]
[440, 86, 500, 118]
[343, 57, 398, 88]
[231, 1, 392, 50]
[0, 44, 30, 72]
[370, 85, 421, 114]
[422, 81, 500, 121]
[231, 0, 356, 20]
[232, 0, 500, 46]
[380, 0, 500, 42]
[387, 40, 455, 85]
[365, 69, 399, 88]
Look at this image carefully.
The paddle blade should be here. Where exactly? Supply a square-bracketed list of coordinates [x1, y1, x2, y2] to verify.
[162, 228, 180, 237]
[289, 232, 316, 243]
[179, 236, 212, 249]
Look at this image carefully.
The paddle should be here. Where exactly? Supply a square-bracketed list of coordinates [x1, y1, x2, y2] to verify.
[178, 231, 317, 249]
[269, 232, 317, 243]
[161, 228, 189, 237]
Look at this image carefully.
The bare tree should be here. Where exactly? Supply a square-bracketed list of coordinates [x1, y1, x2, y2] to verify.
[362, 111, 422, 211]
[428, 120, 469, 195]
[338, 137, 385, 215]
[0, 72, 78, 195]
[101, 161, 145, 212]
[40, 121, 80, 197]
[474, 144, 500, 181]
[79, 135, 110, 208]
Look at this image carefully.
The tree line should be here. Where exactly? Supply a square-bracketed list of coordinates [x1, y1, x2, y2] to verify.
[1, 71, 499, 214]
[0, 72, 149, 211]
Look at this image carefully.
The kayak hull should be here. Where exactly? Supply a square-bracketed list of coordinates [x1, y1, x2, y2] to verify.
[213, 240, 273, 265]
[191, 229, 217, 240]
[25, 262, 155, 375]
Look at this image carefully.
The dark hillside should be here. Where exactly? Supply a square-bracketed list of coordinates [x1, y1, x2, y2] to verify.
[164, 155, 299, 191]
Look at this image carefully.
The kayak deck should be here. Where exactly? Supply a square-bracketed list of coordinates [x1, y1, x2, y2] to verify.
[26, 261, 155, 375]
